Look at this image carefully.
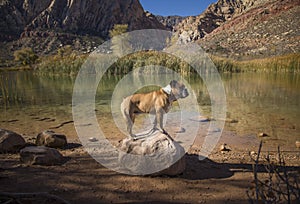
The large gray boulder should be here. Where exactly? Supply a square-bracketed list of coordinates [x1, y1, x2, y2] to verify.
[36, 130, 67, 148]
[119, 131, 186, 176]
[20, 146, 66, 166]
[0, 129, 26, 153]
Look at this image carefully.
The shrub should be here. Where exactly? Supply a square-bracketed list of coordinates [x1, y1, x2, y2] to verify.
[13, 48, 39, 66]
[247, 142, 300, 203]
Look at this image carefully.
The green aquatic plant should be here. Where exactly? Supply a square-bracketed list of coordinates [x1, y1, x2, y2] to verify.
[37, 54, 86, 75]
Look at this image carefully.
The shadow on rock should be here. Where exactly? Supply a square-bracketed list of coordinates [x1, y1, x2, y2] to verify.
[62, 143, 82, 150]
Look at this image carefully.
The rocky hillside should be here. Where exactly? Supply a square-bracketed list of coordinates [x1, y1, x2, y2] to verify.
[0, 0, 165, 60]
[199, 0, 300, 59]
[174, 0, 300, 59]
[175, 0, 271, 43]
[1, 0, 299, 63]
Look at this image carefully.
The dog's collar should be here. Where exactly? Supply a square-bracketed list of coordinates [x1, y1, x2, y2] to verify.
[162, 85, 172, 95]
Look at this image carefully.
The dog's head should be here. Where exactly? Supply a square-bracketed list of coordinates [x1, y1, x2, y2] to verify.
[169, 80, 189, 99]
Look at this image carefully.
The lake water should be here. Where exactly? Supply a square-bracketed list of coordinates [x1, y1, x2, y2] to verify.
[0, 71, 299, 150]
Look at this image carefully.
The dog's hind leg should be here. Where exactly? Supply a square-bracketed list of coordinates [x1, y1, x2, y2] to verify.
[128, 111, 136, 137]
[121, 98, 135, 137]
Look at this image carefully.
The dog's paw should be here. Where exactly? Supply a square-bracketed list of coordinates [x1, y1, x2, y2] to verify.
[129, 134, 138, 140]
[148, 128, 158, 134]
[160, 129, 169, 135]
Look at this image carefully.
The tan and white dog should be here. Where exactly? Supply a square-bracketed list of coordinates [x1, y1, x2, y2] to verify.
[121, 80, 189, 138]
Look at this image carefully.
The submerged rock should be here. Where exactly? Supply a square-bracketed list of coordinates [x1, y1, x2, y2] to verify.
[0, 129, 26, 153]
[36, 130, 67, 148]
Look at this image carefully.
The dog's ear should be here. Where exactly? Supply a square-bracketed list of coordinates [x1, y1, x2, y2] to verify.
[170, 80, 177, 87]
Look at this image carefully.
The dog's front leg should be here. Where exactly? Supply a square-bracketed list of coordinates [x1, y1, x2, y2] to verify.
[155, 108, 166, 134]
[151, 117, 158, 132]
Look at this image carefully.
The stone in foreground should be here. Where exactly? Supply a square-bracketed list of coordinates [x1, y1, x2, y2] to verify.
[20, 146, 66, 165]
[119, 131, 186, 176]
[0, 129, 26, 153]
[36, 130, 67, 148]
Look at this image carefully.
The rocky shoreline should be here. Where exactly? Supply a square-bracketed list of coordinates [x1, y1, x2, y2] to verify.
[0, 126, 299, 203]
[0, 124, 300, 203]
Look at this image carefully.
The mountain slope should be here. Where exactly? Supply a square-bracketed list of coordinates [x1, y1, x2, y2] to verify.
[154, 14, 187, 31]
[199, 0, 300, 59]
[174, 0, 268, 43]
[0, 0, 165, 41]
[174, 0, 300, 59]
[0, 0, 167, 61]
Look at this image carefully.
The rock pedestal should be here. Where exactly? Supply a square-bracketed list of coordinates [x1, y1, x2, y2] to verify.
[36, 130, 67, 148]
[0, 129, 26, 153]
[20, 146, 66, 166]
[118, 131, 186, 176]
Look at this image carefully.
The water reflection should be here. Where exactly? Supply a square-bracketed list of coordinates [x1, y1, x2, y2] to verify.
[0, 71, 75, 107]
[223, 73, 300, 118]
[0, 71, 299, 147]
[222, 73, 300, 147]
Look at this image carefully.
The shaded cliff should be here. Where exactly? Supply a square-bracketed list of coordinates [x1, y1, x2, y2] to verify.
[0, 0, 165, 41]
[0, 0, 167, 61]
[154, 14, 187, 31]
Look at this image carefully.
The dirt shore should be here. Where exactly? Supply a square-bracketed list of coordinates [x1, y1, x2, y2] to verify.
[1, 127, 299, 204]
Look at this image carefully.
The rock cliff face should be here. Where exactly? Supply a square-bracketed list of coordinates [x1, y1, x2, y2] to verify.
[174, 0, 271, 43]
[154, 14, 186, 31]
[0, 0, 165, 41]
